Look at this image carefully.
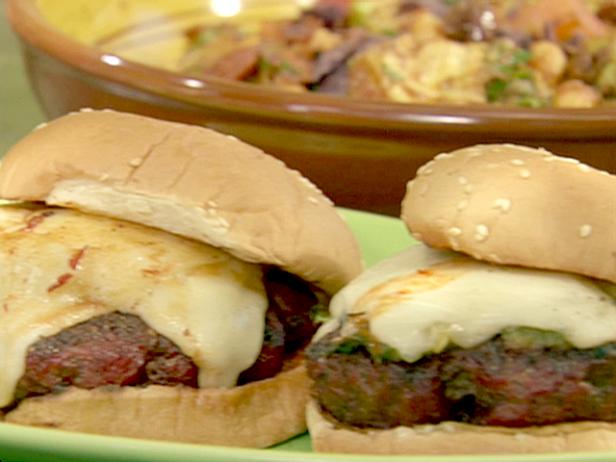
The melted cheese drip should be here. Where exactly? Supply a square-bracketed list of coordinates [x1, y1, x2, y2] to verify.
[0, 206, 267, 407]
[328, 244, 616, 363]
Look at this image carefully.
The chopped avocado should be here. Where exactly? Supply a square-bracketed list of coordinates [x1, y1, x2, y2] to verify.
[334, 335, 368, 355]
[332, 329, 402, 362]
[500, 326, 572, 350]
[309, 302, 330, 324]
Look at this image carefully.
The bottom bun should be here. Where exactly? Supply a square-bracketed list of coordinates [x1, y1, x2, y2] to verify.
[5, 366, 308, 448]
[307, 400, 616, 455]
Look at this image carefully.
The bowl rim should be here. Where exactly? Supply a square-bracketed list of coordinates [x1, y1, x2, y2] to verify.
[7, 0, 616, 138]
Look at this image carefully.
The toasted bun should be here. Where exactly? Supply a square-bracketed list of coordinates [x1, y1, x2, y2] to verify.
[401, 144, 616, 283]
[0, 109, 362, 294]
[6, 367, 307, 448]
[307, 400, 616, 455]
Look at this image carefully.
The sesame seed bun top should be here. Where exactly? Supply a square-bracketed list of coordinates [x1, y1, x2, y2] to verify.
[401, 144, 616, 283]
[0, 109, 362, 294]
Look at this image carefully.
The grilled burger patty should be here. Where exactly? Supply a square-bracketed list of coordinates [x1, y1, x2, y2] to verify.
[15, 311, 199, 402]
[11, 268, 323, 406]
[307, 328, 616, 429]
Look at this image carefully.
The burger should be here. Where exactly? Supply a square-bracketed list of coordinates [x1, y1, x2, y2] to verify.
[0, 109, 362, 447]
[305, 144, 616, 454]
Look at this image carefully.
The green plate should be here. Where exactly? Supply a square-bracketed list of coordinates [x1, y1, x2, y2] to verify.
[0, 208, 614, 462]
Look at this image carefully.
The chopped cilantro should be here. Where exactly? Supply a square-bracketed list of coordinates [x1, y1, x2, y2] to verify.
[486, 78, 507, 102]
[484, 41, 546, 107]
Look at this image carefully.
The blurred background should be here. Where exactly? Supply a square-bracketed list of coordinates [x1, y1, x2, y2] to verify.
[4, 0, 616, 216]
[0, 0, 44, 155]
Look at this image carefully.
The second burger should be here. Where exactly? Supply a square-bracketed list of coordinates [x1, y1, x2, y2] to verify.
[306, 144, 616, 455]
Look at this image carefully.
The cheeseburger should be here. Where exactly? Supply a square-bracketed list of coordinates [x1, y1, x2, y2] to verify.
[0, 109, 362, 447]
[306, 144, 616, 454]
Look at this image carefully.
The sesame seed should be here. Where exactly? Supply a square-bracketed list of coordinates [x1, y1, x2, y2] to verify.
[543, 156, 555, 162]
[476, 224, 489, 235]
[79, 107, 94, 112]
[299, 176, 320, 193]
[98, 173, 110, 181]
[488, 253, 502, 263]
[467, 151, 483, 158]
[577, 164, 591, 173]
[510, 159, 525, 166]
[308, 197, 319, 205]
[418, 182, 430, 195]
[493, 198, 512, 213]
[464, 184, 474, 194]
[219, 218, 230, 228]
[412, 232, 423, 241]
[33, 122, 48, 131]
[579, 224, 592, 238]
[434, 153, 452, 160]
[560, 157, 580, 164]
[474, 224, 489, 242]
[417, 161, 435, 175]
[457, 200, 468, 211]
[450, 240, 461, 251]
[447, 227, 462, 237]
[128, 157, 142, 167]
[519, 169, 531, 179]
[458, 176, 468, 185]
[207, 200, 218, 208]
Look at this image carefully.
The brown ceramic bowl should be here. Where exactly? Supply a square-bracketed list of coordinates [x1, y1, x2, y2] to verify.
[7, 0, 616, 216]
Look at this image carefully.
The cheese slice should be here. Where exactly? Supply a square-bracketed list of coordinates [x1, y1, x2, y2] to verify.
[327, 244, 616, 363]
[0, 205, 267, 408]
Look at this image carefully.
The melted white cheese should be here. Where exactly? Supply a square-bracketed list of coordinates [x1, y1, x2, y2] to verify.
[0, 206, 267, 407]
[327, 244, 616, 363]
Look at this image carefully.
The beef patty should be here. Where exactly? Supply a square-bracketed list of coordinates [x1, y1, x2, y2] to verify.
[307, 328, 616, 428]
[12, 268, 323, 405]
